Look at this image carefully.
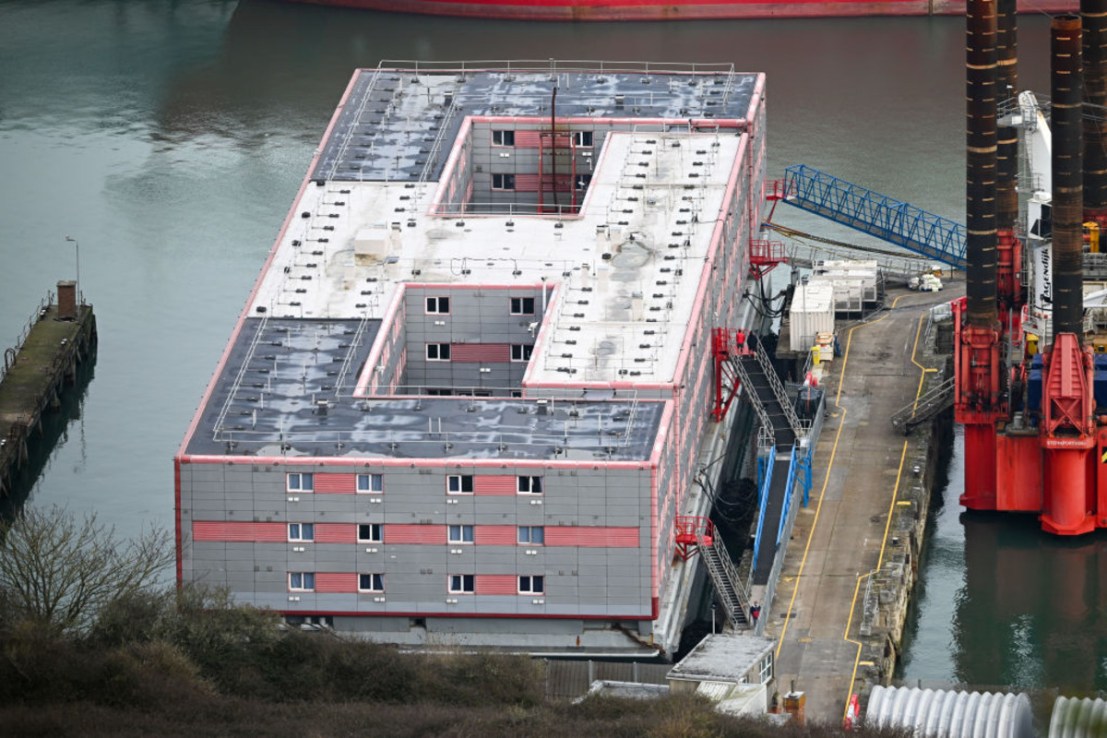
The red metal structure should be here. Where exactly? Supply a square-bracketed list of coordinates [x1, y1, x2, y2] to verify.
[673, 515, 714, 561]
[956, 7, 1106, 535]
[711, 327, 751, 422]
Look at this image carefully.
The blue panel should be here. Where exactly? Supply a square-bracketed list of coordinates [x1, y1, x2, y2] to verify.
[781, 164, 966, 269]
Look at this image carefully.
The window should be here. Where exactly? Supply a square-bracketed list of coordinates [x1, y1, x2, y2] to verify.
[518, 526, 544, 545]
[426, 343, 451, 361]
[571, 131, 594, 147]
[574, 173, 593, 191]
[447, 475, 474, 494]
[492, 130, 515, 146]
[425, 296, 450, 314]
[510, 344, 533, 362]
[358, 523, 382, 543]
[519, 575, 544, 594]
[358, 573, 384, 592]
[757, 653, 774, 684]
[517, 476, 543, 494]
[287, 472, 314, 493]
[289, 572, 315, 591]
[510, 297, 535, 315]
[357, 473, 383, 493]
[288, 523, 314, 542]
[449, 574, 475, 593]
[492, 173, 516, 190]
[449, 524, 474, 544]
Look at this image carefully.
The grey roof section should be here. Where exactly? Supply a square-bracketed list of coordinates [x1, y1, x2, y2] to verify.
[667, 633, 774, 683]
[186, 318, 663, 461]
[312, 61, 758, 183]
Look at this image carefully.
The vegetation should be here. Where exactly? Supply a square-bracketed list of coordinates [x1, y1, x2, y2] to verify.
[0, 506, 902, 736]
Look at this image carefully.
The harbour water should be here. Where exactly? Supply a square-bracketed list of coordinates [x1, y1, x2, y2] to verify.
[1, 0, 1101, 692]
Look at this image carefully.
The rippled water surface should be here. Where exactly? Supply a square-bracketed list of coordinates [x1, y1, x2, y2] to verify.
[3, 0, 1096, 689]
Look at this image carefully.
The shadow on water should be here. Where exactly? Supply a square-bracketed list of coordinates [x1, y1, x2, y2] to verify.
[0, 351, 98, 525]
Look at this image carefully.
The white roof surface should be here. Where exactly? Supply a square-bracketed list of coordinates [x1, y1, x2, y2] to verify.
[250, 129, 744, 387]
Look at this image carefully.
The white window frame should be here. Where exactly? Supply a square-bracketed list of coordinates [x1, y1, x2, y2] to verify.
[425, 296, 451, 314]
[517, 526, 544, 545]
[758, 653, 774, 684]
[491, 173, 516, 191]
[358, 523, 382, 543]
[510, 297, 535, 315]
[571, 131, 594, 148]
[289, 572, 315, 592]
[517, 476, 543, 494]
[358, 573, 384, 593]
[510, 344, 533, 362]
[518, 575, 544, 594]
[447, 474, 474, 495]
[426, 343, 451, 361]
[357, 473, 383, 494]
[288, 523, 314, 542]
[449, 574, 475, 593]
[286, 472, 314, 493]
[491, 130, 515, 147]
[448, 524, 474, 544]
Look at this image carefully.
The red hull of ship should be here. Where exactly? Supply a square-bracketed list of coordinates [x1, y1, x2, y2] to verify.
[285, 0, 1074, 21]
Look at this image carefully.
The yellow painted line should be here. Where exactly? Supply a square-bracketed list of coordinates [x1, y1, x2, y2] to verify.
[897, 500, 913, 506]
[841, 307, 937, 721]
[777, 295, 902, 660]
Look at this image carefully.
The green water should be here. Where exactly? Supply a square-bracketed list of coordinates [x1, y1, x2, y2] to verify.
[1, 0, 1095, 690]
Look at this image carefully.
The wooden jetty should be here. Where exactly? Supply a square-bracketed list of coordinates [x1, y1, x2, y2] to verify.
[0, 282, 97, 499]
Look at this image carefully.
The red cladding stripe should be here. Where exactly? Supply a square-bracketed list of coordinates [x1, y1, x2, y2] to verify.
[515, 174, 540, 192]
[476, 574, 518, 595]
[514, 131, 541, 148]
[315, 573, 357, 594]
[385, 524, 446, 544]
[450, 343, 511, 362]
[545, 526, 640, 547]
[193, 521, 286, 542]
[315, 473, 356, 493]
[315, 524, 356, 544]
[475, 525, 517, 545]
[475, 475, 517, 495]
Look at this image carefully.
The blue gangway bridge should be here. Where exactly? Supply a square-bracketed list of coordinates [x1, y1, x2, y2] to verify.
[781, 164, 966, 270]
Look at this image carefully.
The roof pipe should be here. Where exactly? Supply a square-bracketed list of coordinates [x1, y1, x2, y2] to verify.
[966, 0, 999, 328]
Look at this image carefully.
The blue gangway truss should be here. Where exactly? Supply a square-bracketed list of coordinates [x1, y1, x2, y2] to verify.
[782, 164, 966, 270]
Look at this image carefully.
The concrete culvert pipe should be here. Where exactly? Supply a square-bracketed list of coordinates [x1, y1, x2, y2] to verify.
[865, 685, 1034, 738]
[1049, 696, 1107, 738]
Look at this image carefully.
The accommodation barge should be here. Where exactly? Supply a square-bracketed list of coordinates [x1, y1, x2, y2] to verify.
[176, 61, 771, 654]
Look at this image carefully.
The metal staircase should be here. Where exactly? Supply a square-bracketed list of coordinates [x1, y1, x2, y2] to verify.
[782, 164, 966, 269]
[697, 531, 751, 629]
[729, 340, 804, 447]
[891, 376, 955, 434]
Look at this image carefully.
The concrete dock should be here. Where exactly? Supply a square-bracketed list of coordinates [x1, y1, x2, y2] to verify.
[765, 285, 959, 724]
[0, 283, 97, 499]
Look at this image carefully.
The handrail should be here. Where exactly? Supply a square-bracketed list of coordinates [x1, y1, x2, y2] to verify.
[777, 445, 800, 546]
[333, 316, 370, 397]
[752, 339, 804, 439]
[212, 316, 269, 439]
[750, 445, 776, 572]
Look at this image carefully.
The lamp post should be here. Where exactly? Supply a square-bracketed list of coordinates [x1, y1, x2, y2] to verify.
[65, 235, 79, 305]
[711, 602, 717, 634]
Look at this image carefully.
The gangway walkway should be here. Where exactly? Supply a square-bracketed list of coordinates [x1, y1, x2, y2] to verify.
[781, 165, 966, 270]
[728, 340, 804, 584]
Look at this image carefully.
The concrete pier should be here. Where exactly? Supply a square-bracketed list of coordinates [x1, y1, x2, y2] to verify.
[0, 283, 97, 499]
[765, 285, 958, 724]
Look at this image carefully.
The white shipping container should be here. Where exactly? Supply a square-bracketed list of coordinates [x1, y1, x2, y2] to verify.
[789, 281, 836, 352]
[814, 259, 880, 304]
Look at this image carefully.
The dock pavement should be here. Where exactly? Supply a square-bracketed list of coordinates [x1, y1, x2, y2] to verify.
[764, 285, 962, 724]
